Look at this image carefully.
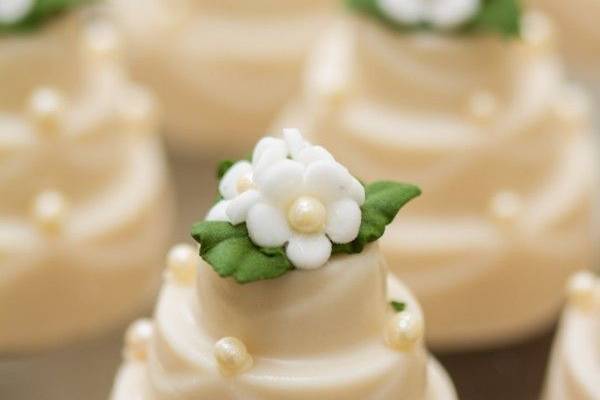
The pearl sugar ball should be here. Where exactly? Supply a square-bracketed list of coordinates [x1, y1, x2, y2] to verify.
[287, 196, 327, 234]
[166, 244, 198, 285]
[214, 337, 253, 376]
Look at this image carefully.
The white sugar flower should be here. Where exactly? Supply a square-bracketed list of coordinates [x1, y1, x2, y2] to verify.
[226, 158, 365, 270]
[206, 136, 288, 221]
[377, 0, 481, 29]
[0, 0, 34, 24]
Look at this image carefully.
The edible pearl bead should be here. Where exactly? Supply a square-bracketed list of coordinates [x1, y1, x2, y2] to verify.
[522, 12, 552, 49]
[385, 311, 424, 352]
[83, 20, 120, 61]
[32, 191, 68, 233]
[29, 88, 65, 135]
[236, 172, 254, 194]
[490, 191, 522, 225]
[214, 337, 253, 376]
[166, 243, 198, 285]
[287, 196, 327, 234]
[567, 271, 598, 311]
[124, 319, 154, 362]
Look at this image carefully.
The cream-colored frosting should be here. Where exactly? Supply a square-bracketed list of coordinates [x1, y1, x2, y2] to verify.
[276, 12, 599, 350]
[110, 244, 457, 399]
[543, 272, 600, 400]
[529, 0, 600, 82]
[109, 0, 338, 154]
[0, 11, 173, 352]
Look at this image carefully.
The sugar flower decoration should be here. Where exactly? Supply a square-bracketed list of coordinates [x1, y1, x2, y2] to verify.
[227, 156, 365, 270]
[377, 0, 481, 29]
[0, 0, 34, 24]
[193, 129, 421, 283]
[347, 0, 521, 37]
[206, 136, 288, 222]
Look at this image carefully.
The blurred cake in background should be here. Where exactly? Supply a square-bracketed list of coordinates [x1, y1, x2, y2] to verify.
[277, 0, 599, 350]
[529, 0, 600, 93]
[543, 271, 600, 400]
[110, 130, 457, 399]
[0, 2, 173, 354]
[109, 0, 338, 155]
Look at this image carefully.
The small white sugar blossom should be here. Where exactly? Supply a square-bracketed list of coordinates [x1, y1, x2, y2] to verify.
[0, 0, 34, 24]
[377, 0, 481, 29]
[206, 135, 288, 222]
[207, 129, 366, 270]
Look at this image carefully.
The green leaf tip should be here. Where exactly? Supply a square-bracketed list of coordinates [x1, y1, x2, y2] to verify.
[216, 160, 235, 180]
[333, 181, 421, 255]
[391, 301, 407, 312]
[191, 221, 293, 284]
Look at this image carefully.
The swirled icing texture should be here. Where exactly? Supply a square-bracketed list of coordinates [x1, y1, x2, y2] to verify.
[275, 12, 599, 350]
[0, 11, 173, 352]
[110, 245, 458, 399]
[109, 0, 337, 154]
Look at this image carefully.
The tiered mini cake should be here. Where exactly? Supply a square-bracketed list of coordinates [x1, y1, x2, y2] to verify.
[110, 130, 458, 399]
[543, 271, 600, 400]
[277, 1, 598, 349]
[0, 5, 173, 352]
[109, 0, 338, 154]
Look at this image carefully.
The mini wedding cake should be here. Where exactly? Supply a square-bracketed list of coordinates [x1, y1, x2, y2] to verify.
[109, 0, 337, 153]
[277, 0, 599, 349]
[0, 2, 172, 352]
[110, 129, 458, 400]
[543, 271, 600, 400]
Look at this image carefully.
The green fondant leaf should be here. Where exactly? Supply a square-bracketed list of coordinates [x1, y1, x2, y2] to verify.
[467, 0, 521, 38]
[191, 221, 293, 284]
[0, 0, 95, 33]
[332, 181, 421, 254]
[391, 301, 406, 312]
[217, 160, 235, 180]
[346, 0, 521, 38]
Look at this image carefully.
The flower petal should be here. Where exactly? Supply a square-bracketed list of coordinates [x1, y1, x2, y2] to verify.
[252, 137, 287, 166]
[0, 0, 35, 24]
[304, 160, 365, 205]
[206, 200, 230, 222]
[286, 234, 332, 270]
[253, 146, 288, 176]
[296, 145, 335, 166]
[219, 161, 252, 199]
[247, 202, 291, 247]
[428, 0, 480, 29]
[283, 128, 309, 159]
[377, 0, 425, 25]
[254, 159, 305, 206]
[326, 199, 362, 244]
[226, 189, 261, 225]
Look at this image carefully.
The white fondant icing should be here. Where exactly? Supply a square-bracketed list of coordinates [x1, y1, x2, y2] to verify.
[110, 245, 457, 399]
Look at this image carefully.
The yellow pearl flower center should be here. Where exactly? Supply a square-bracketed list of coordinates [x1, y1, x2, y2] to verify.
[236, 172, 254, 194]
[287, 196, 327, 234]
